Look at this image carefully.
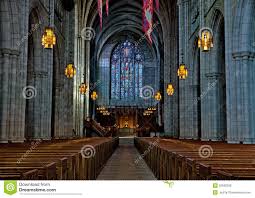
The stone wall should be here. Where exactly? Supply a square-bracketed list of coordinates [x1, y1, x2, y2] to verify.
[178, 0, 255, 143]
[0, 0, 75, 142]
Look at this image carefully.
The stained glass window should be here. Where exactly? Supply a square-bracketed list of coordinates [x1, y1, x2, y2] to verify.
[111, 40, 143, 100]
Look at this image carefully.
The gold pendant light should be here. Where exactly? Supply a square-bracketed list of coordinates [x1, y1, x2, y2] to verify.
[154, 91, 162, 101]
[167, 84, 174, 96]
[178, 64, 188, 80]
[178, 52, 188, 80]
[198, 28, 213, 52]
[42, 27, 56, 49]
[91, 91, 98, 101]
[79, 83, 88, 95]
[42, 2, 56, 49]
[65, 64, 76, 78]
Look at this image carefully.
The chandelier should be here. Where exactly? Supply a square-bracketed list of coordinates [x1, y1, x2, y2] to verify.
[97, 106, 110, 115]
[198, 28, 214, 52]
[154, 91, 162, 101]
[97, 106, 106, 111]
[148, 107, 157, 111]
[79, 83, 87, 95]
[178, 64, 188, 80]
[143, 112, 151, 116]
[42, 27, 56, 49]
[91, 91, 98, 101]
[178, 52, 188, 80]
[167, 84, 174, 96]
[65, 64, 76, 78]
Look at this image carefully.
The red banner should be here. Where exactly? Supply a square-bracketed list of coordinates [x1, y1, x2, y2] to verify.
[142, 0, 154, 44]
[98, 0, 103, 29]
[155, 0, 159, 10]
[106, 0, 109, 16]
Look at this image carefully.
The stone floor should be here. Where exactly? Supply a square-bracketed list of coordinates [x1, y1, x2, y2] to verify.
[97, 145, 156, 180]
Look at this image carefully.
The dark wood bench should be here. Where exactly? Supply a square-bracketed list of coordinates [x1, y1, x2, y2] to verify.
[0, 137, 119, 180]
[135, 137, 255, 180]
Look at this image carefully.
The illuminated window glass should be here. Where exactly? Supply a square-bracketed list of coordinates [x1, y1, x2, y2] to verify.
[111, 40, 143, 100]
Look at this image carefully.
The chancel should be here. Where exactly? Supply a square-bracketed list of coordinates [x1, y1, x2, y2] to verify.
[0, 0, 255, 181]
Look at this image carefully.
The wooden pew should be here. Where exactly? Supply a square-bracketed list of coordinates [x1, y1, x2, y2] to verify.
[0, 162, 57, 180]
[0, 169, 39, 180]
[134, 137, 255, 180]
[0, 137, 119, 180]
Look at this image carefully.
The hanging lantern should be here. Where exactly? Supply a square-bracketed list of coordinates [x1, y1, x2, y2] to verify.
[79, 83, 88, 95]
[167, 84, 174, 96]
[198, 28, 213, 52]
[103, 112, 110, 116]
[154, 91, 162, 101]
[147, 107, 156, 111]
[178, 64, 188, 80]
[91, 91, 98, 101]
[42, 27, 56, 49]
[65, 64, 76, 78]
[145, 110, 153, 114]
[143, 112, 150, 116]
[97, 106, 106, 111]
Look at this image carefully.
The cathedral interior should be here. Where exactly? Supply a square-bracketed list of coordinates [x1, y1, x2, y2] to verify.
[0, 0, 255, 180]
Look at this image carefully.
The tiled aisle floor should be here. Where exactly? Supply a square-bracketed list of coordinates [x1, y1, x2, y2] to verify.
[97, 145, 156, 180]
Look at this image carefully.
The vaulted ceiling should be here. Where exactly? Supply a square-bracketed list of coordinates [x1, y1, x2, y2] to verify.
[76, 0, 177, 60]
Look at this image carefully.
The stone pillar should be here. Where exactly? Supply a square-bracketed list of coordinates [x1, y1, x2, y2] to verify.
[224, 0, 255, 144]
[0, 51, 10, 143]
[199, 0, 216, 141]
[0, 49, 25, 143]
[85, 40, 91, 120]
[163, 0, 178, 137]
[8, 53, 19, 141]
[228, 53, 255, 144]
[178, 0, 196, 139]
[73, 1, 85, 137]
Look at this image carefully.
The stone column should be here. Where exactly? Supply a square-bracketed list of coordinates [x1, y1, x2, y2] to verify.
[199, 0, 214, 141]
[8, 53, 20, 142]
[0, 49, 25, 142]
[0, 51, 10, 143]
[178, 0, 195, 139]
[73, 1, 85, 137]
[85, 40, 91, 120]
[224, 0, 255, 144]
[163, 1, 178, 137]
[229, 53, 255, 144]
